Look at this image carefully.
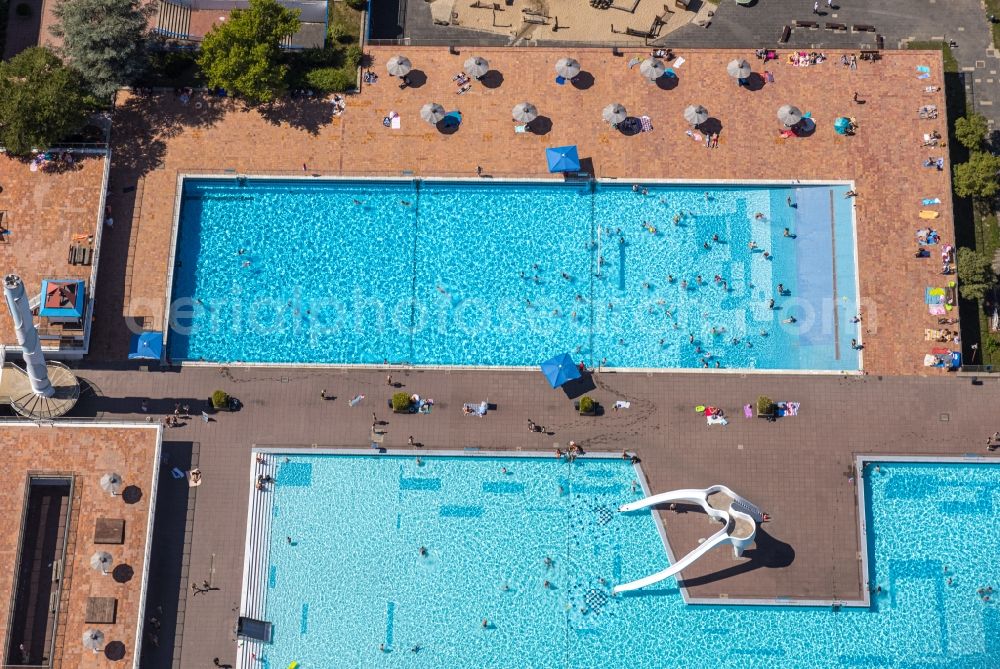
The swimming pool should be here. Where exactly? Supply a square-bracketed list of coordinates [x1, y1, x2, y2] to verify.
[242, 456, 999, 668]
[168, 178, 861, 370]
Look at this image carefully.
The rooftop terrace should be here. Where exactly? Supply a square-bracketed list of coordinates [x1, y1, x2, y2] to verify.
[0, 152, 107, 356]
[0, 422, 160, 668]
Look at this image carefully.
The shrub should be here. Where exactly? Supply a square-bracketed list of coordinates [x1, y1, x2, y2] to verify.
[756, 395, 775, 416]
[329, 22, 352, 44]
[305, 67, 355, 93]
[345, 0, 367, 10]
[392, 392, 412, 412]
[15, 2, 31, 16]
[578, 396, 595, 414]
[345, 44, 363, 69]
[211, 390, 230, 409]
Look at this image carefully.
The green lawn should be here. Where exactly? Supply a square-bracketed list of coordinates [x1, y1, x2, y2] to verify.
[905, 41, 958, 73]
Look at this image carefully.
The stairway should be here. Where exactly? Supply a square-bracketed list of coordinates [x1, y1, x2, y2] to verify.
[154, 0, 192, 39]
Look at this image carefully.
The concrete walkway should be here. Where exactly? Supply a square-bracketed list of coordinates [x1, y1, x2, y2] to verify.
[68, 363, 1000, 668]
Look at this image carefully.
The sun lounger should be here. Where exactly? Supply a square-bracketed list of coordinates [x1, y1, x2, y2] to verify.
[640, 116, 653, 132]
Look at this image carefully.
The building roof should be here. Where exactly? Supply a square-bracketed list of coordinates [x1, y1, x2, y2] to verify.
[0, 422, 161, 668]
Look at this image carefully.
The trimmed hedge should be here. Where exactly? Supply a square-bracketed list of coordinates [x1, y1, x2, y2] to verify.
[305, 67, 355, 93]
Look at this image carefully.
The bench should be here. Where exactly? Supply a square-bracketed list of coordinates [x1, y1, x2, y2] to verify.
[794, 19, 818, 28]
[779, 24, 791, 42]
[825, 22, 847, 31]
[522, 14, 547, 24]
[860, 50, 881, 61]
[624, 26, 652, 37]
[674, 0, 689, 9]
[852, 23, 876, 32]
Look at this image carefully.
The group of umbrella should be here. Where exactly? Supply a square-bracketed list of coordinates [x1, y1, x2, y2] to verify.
[384, 54, 813, 132]
[81, 472, 126, 654]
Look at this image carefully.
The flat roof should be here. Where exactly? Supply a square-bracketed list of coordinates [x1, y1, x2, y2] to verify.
[0, 152, 107, 351]
[0, 422, 161, 668]
[107, 47, 954, 374]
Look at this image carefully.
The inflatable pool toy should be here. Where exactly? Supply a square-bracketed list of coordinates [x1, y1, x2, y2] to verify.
[288, 662, 300, 669]
[695, 405, 706, 413]
[919, 210, 939, 219]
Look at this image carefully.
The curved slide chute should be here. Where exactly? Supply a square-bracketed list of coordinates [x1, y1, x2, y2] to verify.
[613, 485, 761, 595]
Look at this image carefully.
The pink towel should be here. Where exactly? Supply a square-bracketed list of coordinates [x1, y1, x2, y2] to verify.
[743, 404, 752, 418]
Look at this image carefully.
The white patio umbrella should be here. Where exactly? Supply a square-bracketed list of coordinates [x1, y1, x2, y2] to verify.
[683, 105, 709, 126]
[420, 103, 446, 124]
[464, 56, 489, 79]
[91, 551, 113, 575]
[639, 58, 665, 81]
[602, 103, 627, 125]
[512, 102, 538, 123]
[727, 58, 752, 79]
[777, 104, 803, 127]
[386, 55, 412, 77]
[100, 472, 122, 496]
[82, 629, 104, 653]
[555, 57, 581, 79]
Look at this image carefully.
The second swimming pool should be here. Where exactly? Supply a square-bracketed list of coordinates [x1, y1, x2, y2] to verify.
[168, 178, 860, 370]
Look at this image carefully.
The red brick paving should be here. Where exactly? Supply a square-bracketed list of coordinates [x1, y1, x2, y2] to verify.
[0, 153, 106, 347]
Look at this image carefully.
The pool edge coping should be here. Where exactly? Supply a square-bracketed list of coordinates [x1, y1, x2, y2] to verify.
[163, 174, 864, 375]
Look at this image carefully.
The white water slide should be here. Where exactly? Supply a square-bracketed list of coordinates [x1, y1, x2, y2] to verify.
[613, 486, 762, 595]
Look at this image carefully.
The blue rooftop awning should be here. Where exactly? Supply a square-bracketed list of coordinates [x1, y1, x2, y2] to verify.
[540, 352, 581, 388]
[38, 279, 85, 319]
[546, 145, 580, 173]
[129, 331, 164, 361]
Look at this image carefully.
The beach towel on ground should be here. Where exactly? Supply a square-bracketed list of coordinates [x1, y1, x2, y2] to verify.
[685, 130, 702, 142]
[743, 404, 752, 418]
[784, 402, 800, 416]
[707, 415, 728, 426]
[919, 210, 940, 219]
[922, 198, 941, 205]
[916, 65, 931, 73]
[673, 57, 685, 68]
[925, 286, 945, 304]
[615, 401, 631, 410]
[929, 304, 946, 315]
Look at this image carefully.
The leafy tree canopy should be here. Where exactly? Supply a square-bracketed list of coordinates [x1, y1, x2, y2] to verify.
[954, 112, 990, 151]
[197, 0, 300, 104]
[957, 246, 996, 301]
[953, 152, 1000, 199]
[0, 47, 90, 156]
[51, 0, 153, 99]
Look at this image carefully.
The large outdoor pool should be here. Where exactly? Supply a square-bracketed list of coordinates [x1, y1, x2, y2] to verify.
[169, 178, 860, 370]
[245, 456, 999, 668]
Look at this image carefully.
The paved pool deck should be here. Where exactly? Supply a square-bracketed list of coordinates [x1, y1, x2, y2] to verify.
[68, 364, 1000, 668]
[98, 46, 955, 376]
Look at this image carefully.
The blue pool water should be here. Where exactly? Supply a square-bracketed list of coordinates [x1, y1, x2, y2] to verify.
[169, 178, 860, 370]
[256, 457, 1000, 668]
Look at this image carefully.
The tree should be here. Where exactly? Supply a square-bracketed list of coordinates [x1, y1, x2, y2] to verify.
[954, 112, 990, 151]
[953, 152, 1000, 199]
[50, 0, 153, 99]
[198, 0, 300, 104]
[957, 247, 995, 301]
[0, 47, 89, 155]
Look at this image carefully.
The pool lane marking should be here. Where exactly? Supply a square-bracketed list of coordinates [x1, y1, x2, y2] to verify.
[408, 182, 421, 362]
[829, 189, 840, 361]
